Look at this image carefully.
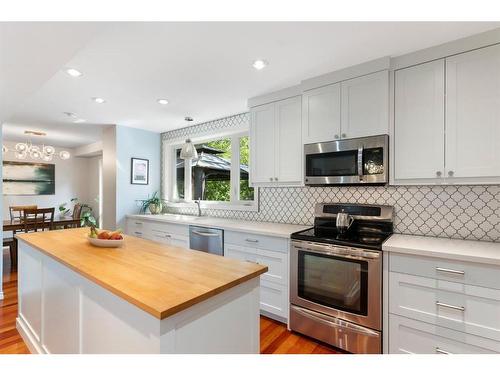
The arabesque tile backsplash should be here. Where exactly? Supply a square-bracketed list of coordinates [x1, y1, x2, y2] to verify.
[161, 113, 500, 242]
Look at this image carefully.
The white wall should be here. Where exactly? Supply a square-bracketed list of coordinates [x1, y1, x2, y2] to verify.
[101, 126, 117, 230]
[2, 141, 91, 219]
[86, 155, 102, 224]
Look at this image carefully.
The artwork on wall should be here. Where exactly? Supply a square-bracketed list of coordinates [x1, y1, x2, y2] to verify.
[2, 161, 55, 195]
[131, 158, 149, 185]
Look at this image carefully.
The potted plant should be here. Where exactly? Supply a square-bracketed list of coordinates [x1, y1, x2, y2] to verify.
[140, 192, 164, 214]
[58, 203, 70, 218]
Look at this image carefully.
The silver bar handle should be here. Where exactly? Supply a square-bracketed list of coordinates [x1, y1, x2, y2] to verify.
[436, 301, 465, 312]
[436, 267, 465, 276]
[357, 146, 364, 181]
[192, 230, 220, 237]
[435, 347, 452, 354]
[134, 231, 142, 235]
[245, 238, 259, 243]
[155, 234, 171, 238]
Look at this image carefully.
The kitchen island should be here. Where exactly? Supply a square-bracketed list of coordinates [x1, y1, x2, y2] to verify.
[15, 228, 267, 354]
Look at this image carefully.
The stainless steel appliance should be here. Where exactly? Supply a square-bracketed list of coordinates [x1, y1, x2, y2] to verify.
[189, 226, 224, 256]
[304, 134, 388, 185]
[290, 203, 394, 354]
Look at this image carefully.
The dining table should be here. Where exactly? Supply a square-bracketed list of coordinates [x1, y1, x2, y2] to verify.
[3, 217, 81, 232]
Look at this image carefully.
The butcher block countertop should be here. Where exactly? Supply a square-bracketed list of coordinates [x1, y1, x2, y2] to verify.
[16, 228, 268, 319]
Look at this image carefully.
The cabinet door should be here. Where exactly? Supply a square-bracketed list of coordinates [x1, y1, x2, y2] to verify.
[250, 103, 276, 184]
[446, 44, 500, 180]
[394, 60, 445, 181]
[341, 70, 389, 138]
[302, 83, 341, 144]
[275, 96, 302, 184]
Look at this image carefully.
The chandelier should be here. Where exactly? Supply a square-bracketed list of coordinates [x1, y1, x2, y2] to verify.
[2, 131, 71, 161]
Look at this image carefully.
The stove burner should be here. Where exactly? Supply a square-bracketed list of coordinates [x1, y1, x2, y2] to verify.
[291, 203, 394, 250]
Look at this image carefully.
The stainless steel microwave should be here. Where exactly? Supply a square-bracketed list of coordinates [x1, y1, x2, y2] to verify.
[304, 135, 388, 185]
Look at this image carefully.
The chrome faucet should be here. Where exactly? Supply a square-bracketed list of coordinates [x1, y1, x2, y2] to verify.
[194, 200, 202, 217]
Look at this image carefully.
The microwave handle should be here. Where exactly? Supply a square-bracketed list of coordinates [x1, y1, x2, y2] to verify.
[357, 145, 364, 181]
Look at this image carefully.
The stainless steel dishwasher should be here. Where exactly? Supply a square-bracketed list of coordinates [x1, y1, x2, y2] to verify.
[189, 225, 224, 256]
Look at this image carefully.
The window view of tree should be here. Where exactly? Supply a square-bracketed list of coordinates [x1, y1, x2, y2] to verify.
[198, 138, 232, 201]
[175, 134, 254, 203]
[239, 136, 254, 201]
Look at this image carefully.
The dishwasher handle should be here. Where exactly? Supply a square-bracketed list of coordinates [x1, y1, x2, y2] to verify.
[191, 230, 221, 237]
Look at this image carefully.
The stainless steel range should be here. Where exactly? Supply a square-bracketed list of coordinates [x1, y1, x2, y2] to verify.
[289, 203, 394, 354]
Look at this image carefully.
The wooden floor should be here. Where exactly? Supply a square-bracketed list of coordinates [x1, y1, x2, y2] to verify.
[0, 251, 337, 354]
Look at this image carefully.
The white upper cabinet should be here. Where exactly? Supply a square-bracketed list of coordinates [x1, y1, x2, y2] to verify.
[302, 83, 341, 144]
[445, 44, 500, 180]
[302, 71, 389, 145]
[250, 96, 303, 186]
[341, 70, 389, 138]
[394, 60, 445, 181]
[393, 43, 500, 185]
[275, 96, 302, 183]
[250, 103, 276, 184]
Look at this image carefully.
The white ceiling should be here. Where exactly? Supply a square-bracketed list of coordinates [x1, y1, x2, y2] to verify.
[3, 22, 500, 147]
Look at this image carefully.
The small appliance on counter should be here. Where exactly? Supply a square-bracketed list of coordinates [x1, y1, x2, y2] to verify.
[289, 203, 394, 354]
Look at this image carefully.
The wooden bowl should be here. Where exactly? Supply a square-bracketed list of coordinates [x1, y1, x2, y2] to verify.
[87, 236, 124, 248]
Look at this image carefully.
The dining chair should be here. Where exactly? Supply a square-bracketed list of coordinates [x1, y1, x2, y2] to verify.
[23, 207, 55, 233]
[9, 205, 38, 222]
[3, 205, 38, 269]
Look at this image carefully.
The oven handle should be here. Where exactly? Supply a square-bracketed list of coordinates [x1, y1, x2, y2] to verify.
[292, 241, 380, 261]
[291, 305, 380, 337]
[357, 145, 364, 181]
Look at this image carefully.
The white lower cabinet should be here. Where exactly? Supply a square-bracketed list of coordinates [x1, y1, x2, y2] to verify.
[389, 315, 498, 354]
[126, 219, 291, 322]
[224, 230, 289, 322]
[126, 218, 189, 248]
[388, 252, 500, 353]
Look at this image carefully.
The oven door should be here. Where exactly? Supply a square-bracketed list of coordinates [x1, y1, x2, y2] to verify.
[304, 135, 388, 185]
[290, 240, 381, 330]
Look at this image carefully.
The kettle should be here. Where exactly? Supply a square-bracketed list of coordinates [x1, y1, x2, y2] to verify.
[336, 210, 354, 234]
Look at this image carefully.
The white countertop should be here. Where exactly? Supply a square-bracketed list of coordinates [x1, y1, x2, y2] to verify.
[383, 234, 500, 265]
[126, 213, 310, 238]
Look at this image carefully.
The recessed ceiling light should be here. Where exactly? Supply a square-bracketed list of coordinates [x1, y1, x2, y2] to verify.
[252, 59, 268, 70]
[92, 97, 106, 104]
[65, 68, 82, 77]
[157, 99, 169, 105]
[73, 118, 86, 123]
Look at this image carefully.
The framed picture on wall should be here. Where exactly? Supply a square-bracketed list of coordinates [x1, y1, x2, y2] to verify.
[3, 161, 55, 195]
[131, 158, 149, 185]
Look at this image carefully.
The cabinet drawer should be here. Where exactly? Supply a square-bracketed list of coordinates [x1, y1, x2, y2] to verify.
[127, 219, 148, 238]
[389, 314, 499, 354]
[224, 244, 257, 263]
[224, 231, 288, 252]
[390, 253, 500, 290]
[256, 248, 287, 285]
[389, 271, 500, 341]
[148, 222, 189, 237]
[260, 280, 288, 319]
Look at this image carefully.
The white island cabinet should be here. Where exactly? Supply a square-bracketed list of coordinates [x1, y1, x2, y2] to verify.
[383, 234, 500, 354]
[126, 214, 309, 323]
[16, 228, 267, 354]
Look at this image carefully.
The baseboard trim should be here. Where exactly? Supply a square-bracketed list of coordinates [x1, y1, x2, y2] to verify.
[260, 310, 287, 324]
[16, 316, 45, 354]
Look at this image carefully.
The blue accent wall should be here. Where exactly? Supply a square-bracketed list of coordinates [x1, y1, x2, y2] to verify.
[116, 125, 160, 229]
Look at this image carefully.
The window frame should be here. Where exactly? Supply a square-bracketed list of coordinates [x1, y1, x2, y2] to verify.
[163, 130, 258, 212]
